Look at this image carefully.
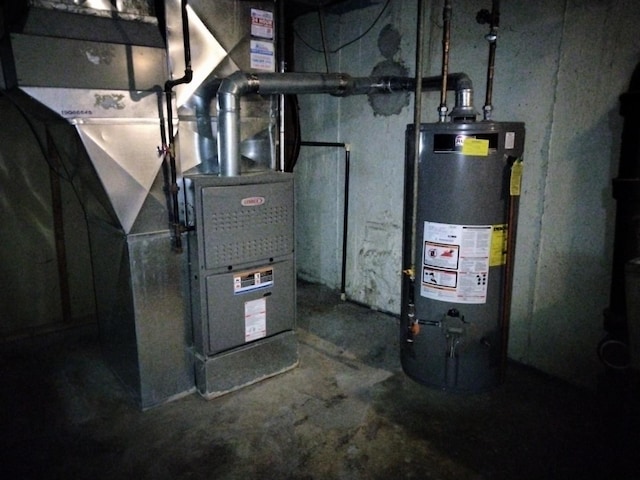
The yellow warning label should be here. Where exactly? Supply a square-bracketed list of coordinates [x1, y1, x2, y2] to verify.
[490, 224, 508, 267]
[461, 138, 489, 156]
[510, 160, 524, 196]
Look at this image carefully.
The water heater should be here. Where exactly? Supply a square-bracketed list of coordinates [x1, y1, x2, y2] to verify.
[401, 121, 525, 392]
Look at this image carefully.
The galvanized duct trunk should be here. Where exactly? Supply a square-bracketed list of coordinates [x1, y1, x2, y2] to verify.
[0, 0, 192, 409]
[0, 0, 278, 409]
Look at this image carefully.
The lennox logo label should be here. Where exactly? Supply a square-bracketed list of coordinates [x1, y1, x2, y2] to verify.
[241, 196, 265, 207]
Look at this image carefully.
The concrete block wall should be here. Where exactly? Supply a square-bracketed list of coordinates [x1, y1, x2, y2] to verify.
[293, 0, 640, 388]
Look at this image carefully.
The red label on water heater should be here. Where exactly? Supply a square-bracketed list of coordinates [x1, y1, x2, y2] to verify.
[241, 196, 265, 207]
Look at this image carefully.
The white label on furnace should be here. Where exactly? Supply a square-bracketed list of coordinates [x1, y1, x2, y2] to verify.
[505, 131, 516, 150]
[250, 40, 275, 71]
[245, 297, 267, 342]
[251, 9, 274, 39]
[421, 221, 491, 304]
[234, 268, 274, 295]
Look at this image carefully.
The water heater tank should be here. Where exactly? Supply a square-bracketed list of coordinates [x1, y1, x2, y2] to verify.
[401, 121, 525, 392]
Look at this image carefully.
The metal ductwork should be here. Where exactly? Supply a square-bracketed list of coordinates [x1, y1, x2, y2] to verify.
[0, 0, 287, 409]
[215, 71, 476, 176]
[0, 0, 194, 409]
[1, 0, 167, 234]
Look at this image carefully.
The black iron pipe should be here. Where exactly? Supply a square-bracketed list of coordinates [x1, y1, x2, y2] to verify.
[299, 141, 351, 299]
[439, 0, 452, 122]
[164, 0, 193, 92]
[342, 147, 351, 300]
[163, 0, 193, 252]
[300, 141, 346, 148]
[479, 0, 500, 120]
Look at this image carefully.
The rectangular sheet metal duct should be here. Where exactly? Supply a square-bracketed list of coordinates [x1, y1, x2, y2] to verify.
[1, 0, 290, 408]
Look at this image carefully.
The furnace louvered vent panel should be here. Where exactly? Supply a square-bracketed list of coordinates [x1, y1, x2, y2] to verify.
[200, 179, 294, 270]
[206, 234, 293, 268]
[208, 205, 290, 231]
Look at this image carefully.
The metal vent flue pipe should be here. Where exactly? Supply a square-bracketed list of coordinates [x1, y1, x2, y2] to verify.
[217, 71, 476, 176]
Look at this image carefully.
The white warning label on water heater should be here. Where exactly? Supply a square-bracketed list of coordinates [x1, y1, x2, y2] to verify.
[245, 297, 267, 342]
[421, 221, 491, 304]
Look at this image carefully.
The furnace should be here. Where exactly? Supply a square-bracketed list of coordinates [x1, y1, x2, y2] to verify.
[184, 172, 297, 398]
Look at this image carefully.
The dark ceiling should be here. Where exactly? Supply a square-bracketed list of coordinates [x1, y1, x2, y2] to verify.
[285, 0, 381, 20]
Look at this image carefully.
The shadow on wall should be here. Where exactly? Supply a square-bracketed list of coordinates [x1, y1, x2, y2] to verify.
[527, 251, 611, 389]
[0, 97, 94, 337]
[603, 103, 624, 251]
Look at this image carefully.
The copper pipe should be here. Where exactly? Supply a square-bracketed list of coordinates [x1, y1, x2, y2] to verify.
[500, 164, 519, 381]
[481, 0, 500, 120]
[410, 0, 427, 285]
[439, 0, 452, 122]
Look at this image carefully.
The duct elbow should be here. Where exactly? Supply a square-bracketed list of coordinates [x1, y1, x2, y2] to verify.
[449, 73, 473, 91]
[217, 71, 254, 177]
[449, 74, 478, 122]
[218, 71, 254, 97]
[418, 73, 477, 121]
[217, 71, 256, 114]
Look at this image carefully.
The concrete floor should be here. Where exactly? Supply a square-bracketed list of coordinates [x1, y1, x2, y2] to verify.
[1, 282, 639, 479]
